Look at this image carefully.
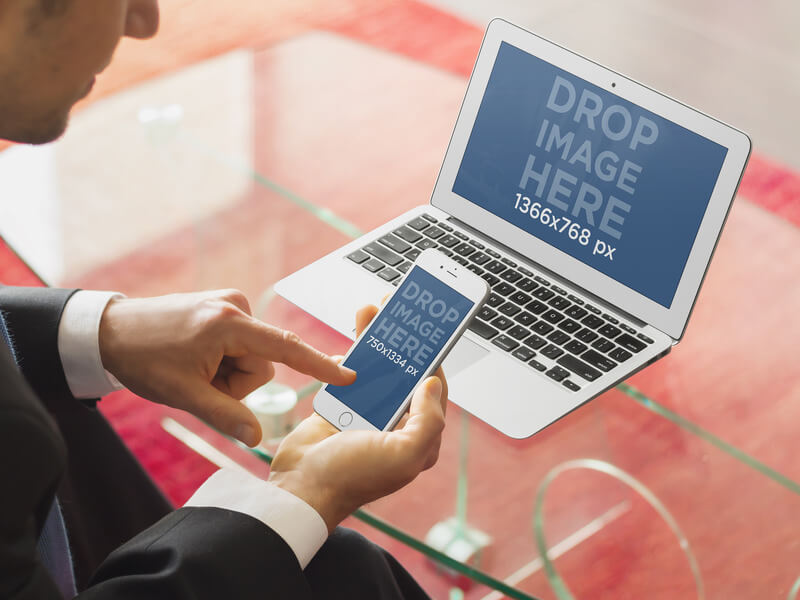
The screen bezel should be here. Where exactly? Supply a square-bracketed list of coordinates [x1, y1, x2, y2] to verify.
[430, 18, 751, 340]
[314, 249, 489, 431]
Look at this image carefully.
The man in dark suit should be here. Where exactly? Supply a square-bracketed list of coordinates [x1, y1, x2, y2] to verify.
[0, 1, 447, 598]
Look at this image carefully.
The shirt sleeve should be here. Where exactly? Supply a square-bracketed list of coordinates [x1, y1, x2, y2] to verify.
[57, 290, 125, 399]
[184, 467, 329, 569]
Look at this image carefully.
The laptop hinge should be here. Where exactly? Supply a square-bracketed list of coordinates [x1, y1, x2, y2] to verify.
[446, 215, 653, 331]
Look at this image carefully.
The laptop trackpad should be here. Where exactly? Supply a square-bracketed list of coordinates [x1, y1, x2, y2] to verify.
[443, 338, 490, 377]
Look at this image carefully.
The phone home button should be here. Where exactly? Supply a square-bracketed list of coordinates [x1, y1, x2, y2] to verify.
[338, 412, 353, 427]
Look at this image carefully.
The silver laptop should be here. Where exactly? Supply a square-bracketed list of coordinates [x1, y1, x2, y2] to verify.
[275, 19, 751, 439]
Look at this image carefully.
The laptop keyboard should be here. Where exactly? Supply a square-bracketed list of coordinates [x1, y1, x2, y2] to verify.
[346, 213, 655, 393]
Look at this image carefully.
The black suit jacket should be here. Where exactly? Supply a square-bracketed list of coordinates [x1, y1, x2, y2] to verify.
[0, 287, 313, 598]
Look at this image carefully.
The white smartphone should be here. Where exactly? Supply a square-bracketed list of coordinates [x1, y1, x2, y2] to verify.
[314, 248, 490, 432]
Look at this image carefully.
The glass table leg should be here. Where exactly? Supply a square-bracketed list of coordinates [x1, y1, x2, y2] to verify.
[425, 410, 492, 570]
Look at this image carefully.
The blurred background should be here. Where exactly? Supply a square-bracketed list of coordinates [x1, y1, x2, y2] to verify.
[0, 1, 798, 598]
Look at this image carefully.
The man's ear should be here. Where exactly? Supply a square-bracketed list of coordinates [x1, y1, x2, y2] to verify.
[124, 0, 159, 40]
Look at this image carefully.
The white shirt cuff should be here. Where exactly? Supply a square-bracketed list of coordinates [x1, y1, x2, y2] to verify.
[57, 290, 126, 399]
[184, 468, 328, 569]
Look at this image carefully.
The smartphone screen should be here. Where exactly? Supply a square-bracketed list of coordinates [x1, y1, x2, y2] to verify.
[325, 265, 476, 429]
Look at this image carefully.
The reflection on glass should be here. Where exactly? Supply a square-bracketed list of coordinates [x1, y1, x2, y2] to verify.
[533, 458, 704, 600]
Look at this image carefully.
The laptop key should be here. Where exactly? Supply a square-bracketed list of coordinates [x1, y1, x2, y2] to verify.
[466, 264, 484, 276]
[592, 338, 615, 353]
[485, 248, 501, 258]
[602, 313, 620, 325]
[549, 296, 571, 310]
[453, 231, 469, 240]
[494, 282, 516, 296]
[523, 335, 546, 350]
[619, 323, 637, 335]
[478, 306, 498, 321]
[438, 234, 460, 248]
[609, 347, 633, 362]
[365, 243, 403, 266]
[470, 251, 491, 265]
[565, 305, 588, 320]
[485, 260, 506, 274]
[486, 293, 504, 307]
[563, 380, 581, 392]
[451, 255, 468, 266]
[500, 270, 522, 284]
[468, 239, 485, 249]
[616, 334, 647, 353]
[453, 242, 476, 257]
[525, 300, 548, 315]
[598, 324, 621, 339]
[534, 276, 550, 286]
[510, 291, 532, 305]
[421, 213, 437, 222]
[492, 335, 519, 352]
[415, 238, 438, 250]
[533, 288, 555, 301]
[581, 349, 617, 372]
[514, 311, 536, 326]
[575, 328, 598, 343]
[423, 226, 445, 240]
[438, 222, 454, 232]
[517, 277, 537, 292]
[468, 319, 498, 340]
[490, 316, 514, 330]
[394, 226, 422, 243]
[585, 304, 601, 315]
[507, 325, 530, 340]
[378, 268, 400, 282]
[567, 294, 584, 305]
[558, 319, 581, 333]
[512, 347, 536, 362]
[407, 217, 430, 231]
[565, 340, 588, 355]
[547, 331, 569, 346]
[557, 355, 602, 381]
[542, 345, 564, 360]
[546, 366, 569, 382]
[501, 257, 517, 268]
[438, 248, 454, 257]
[405, 248, 421, 262]
[518, 266, 533, 277]
[362, 258, 384, 273]
[396, 261, 412, 274]
[551, 285, 567, 296]
[529, 359, 547, 372]
[481, 272, 500, 287]
[499, 302, 521, 317]
[347, 249, 370, 264]
[637, 333, 655, 344]
[581, 314, 604, 329]
[379, 234, 411, 254]
[532, 321, 553, 335]
[542, 310, 564, 324]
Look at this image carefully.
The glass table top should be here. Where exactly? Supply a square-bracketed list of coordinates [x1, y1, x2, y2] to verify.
[1, 30, 799, 600]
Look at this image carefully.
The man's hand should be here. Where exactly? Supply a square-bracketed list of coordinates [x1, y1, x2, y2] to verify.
[98, 290, 355, 447]
[267, 303, 449, 533]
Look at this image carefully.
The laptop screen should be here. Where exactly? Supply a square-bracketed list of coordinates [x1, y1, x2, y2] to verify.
[453, 42, 728, 308]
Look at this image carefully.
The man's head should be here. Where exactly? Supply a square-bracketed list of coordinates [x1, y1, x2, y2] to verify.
[0, 0, 159, 144]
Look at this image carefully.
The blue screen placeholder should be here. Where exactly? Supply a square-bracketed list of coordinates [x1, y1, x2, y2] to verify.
[326, 266, 475, 429]
[452, 42, 728, 307]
